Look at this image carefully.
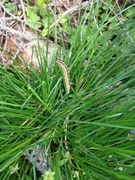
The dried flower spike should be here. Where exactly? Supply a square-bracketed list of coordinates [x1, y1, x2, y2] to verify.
[56, 60, 70, 94]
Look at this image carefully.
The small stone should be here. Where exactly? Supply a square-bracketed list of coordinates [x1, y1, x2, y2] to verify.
[25, 145, 47, 173]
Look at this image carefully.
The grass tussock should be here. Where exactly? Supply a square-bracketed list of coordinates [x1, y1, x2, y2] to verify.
[0, 1, 135, 179]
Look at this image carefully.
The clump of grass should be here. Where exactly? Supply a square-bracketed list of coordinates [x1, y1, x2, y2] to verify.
[0, 1, 135, 179]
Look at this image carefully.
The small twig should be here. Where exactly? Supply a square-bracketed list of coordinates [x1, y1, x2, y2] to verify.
[49, 1, 91, 30]
[0, 3, 23, 20]
[0, 22, 35, 41]
[64, 116, 70, 151]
